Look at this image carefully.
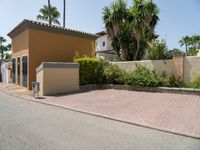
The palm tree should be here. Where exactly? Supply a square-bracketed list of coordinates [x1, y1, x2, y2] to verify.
[179, 36, 190, 53]
[37, 5, 61, 25]
[0, 36, 11, 60]
[103, 0, 129, 59]
[0, 36, 6, 46]
[63, 0, 66, 28]
[130, 0, 159, 60]
[0, 36, 6, 59]
[191, 35, 200, 50]
[48, 0, 52, 25]
[103, 0, 159, 60]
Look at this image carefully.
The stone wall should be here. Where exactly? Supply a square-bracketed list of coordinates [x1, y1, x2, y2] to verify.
[113, 56, 200, 84]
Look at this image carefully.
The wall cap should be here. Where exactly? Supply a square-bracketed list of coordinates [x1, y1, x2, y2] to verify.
[36, 62, 79, 73]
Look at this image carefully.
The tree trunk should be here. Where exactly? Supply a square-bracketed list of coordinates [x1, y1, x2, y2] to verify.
[48, 0, 52, 25]
[0, 42, 2, 59]
[63, 0, 66, 28]
[134, 39, 140, 60]
[186, 44, 188, 54]
[125, 48, 128, 60]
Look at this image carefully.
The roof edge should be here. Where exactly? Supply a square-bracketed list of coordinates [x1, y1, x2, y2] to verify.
[8, 19, 99, 40]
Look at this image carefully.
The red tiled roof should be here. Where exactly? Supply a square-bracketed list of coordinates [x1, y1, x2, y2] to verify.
[8, 19, 98, 40]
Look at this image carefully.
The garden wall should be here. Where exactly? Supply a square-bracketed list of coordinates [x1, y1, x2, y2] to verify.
[113, 59, 173, 75]
[113, 56, 200, 84]
[184, 56, 200, 83]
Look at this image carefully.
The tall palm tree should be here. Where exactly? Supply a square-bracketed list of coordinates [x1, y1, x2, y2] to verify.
[191, 35, 200, 50]
[0, 36, 6, 46]
[179, 36, 190, 53]
[103, 0, 129, 59]
[37, 5, 61, 25]
[103, 0, 159, 60]
[130, 0, 159, 60]
[0, 36, 11, 60]
[0, 36, 6, 58]
[48, 0, 52, 25]
[63, 0, 66, 28]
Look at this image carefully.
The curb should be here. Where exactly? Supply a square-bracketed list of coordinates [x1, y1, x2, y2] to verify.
[80, 84, 200, 96]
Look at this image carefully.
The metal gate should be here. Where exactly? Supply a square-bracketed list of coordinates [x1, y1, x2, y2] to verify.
[17, 57, 20, 85]
[12, 58, 16, 83]
[0, 63, 2, 82]
[22, 56, 28, 87]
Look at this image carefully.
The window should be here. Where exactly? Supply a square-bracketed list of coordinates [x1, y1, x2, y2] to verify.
[102, 41, 106, 47]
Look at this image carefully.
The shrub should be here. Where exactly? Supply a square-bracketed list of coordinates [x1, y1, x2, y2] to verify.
[148, 39, 169, 60]
[104, 64, 126, 84]
[76, 57, 185, 88]
[75, 57, 108, 85]
[190, 76, 200, 88]
[125, 65, 162, 87]
[160, 75, 184, 87]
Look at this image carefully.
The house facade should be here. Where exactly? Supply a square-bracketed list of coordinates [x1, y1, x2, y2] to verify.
[0, 61, 12, 84]
[95, 31, 117, 61]
[8, 19, 98, 90]
[197, 50, 200, 56]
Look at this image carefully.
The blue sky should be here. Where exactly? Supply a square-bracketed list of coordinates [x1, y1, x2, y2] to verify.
[0, 0, 200, 51]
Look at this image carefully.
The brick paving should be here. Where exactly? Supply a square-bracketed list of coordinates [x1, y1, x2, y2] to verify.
[0, 83, 200, 138]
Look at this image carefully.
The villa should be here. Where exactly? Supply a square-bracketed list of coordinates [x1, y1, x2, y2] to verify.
[95, 31, 117, 61]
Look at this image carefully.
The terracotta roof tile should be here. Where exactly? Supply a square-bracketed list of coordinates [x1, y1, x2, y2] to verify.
[8, 19, 99, 40]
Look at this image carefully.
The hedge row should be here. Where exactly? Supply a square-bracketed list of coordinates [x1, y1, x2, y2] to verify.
[75, 57, 185, 87]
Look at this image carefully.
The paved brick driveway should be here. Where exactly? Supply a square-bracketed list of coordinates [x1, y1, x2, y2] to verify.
[43, 89, 200, 138]
[0, 83, 200, 138]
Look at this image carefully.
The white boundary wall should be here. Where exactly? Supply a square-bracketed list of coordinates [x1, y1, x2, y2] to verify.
[113, 56, 200, 84]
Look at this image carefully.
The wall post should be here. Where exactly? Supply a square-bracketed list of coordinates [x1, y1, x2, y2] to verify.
[172, 55, 185, 81]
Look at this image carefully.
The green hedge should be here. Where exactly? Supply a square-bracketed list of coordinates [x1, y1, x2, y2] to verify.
[75, 58, 108, 85]
[124, 65, 162, 87]
[190, 76, 200, 88]
[104, 64, 126, 84]
[76, 57, 184, 88]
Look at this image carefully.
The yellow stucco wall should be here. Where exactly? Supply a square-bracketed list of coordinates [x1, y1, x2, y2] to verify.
[11, 30, 29, 86]
[11, 28, 95, 90]
[36, 66, 79, 96]
[29, 29, 95, 90]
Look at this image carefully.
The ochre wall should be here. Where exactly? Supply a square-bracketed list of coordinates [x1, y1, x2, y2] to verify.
[12, 30, 29, 87]
[29, 29, 95, 89]
[36, 68, 44, 95]
[36, 67, 79, 96]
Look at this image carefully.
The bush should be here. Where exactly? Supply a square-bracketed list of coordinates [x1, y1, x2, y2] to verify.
[148, 39, 169, 60]
[190, 76, 200, 88]
[76, 57, 185, 88]
[75, 57, 108, 85]
[104, 64, 126, 84]
[161, 75, 184, 87]
[125, 65, 162, 87]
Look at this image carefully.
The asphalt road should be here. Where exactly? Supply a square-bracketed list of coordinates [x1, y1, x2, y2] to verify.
[0, 91, 199, 150]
